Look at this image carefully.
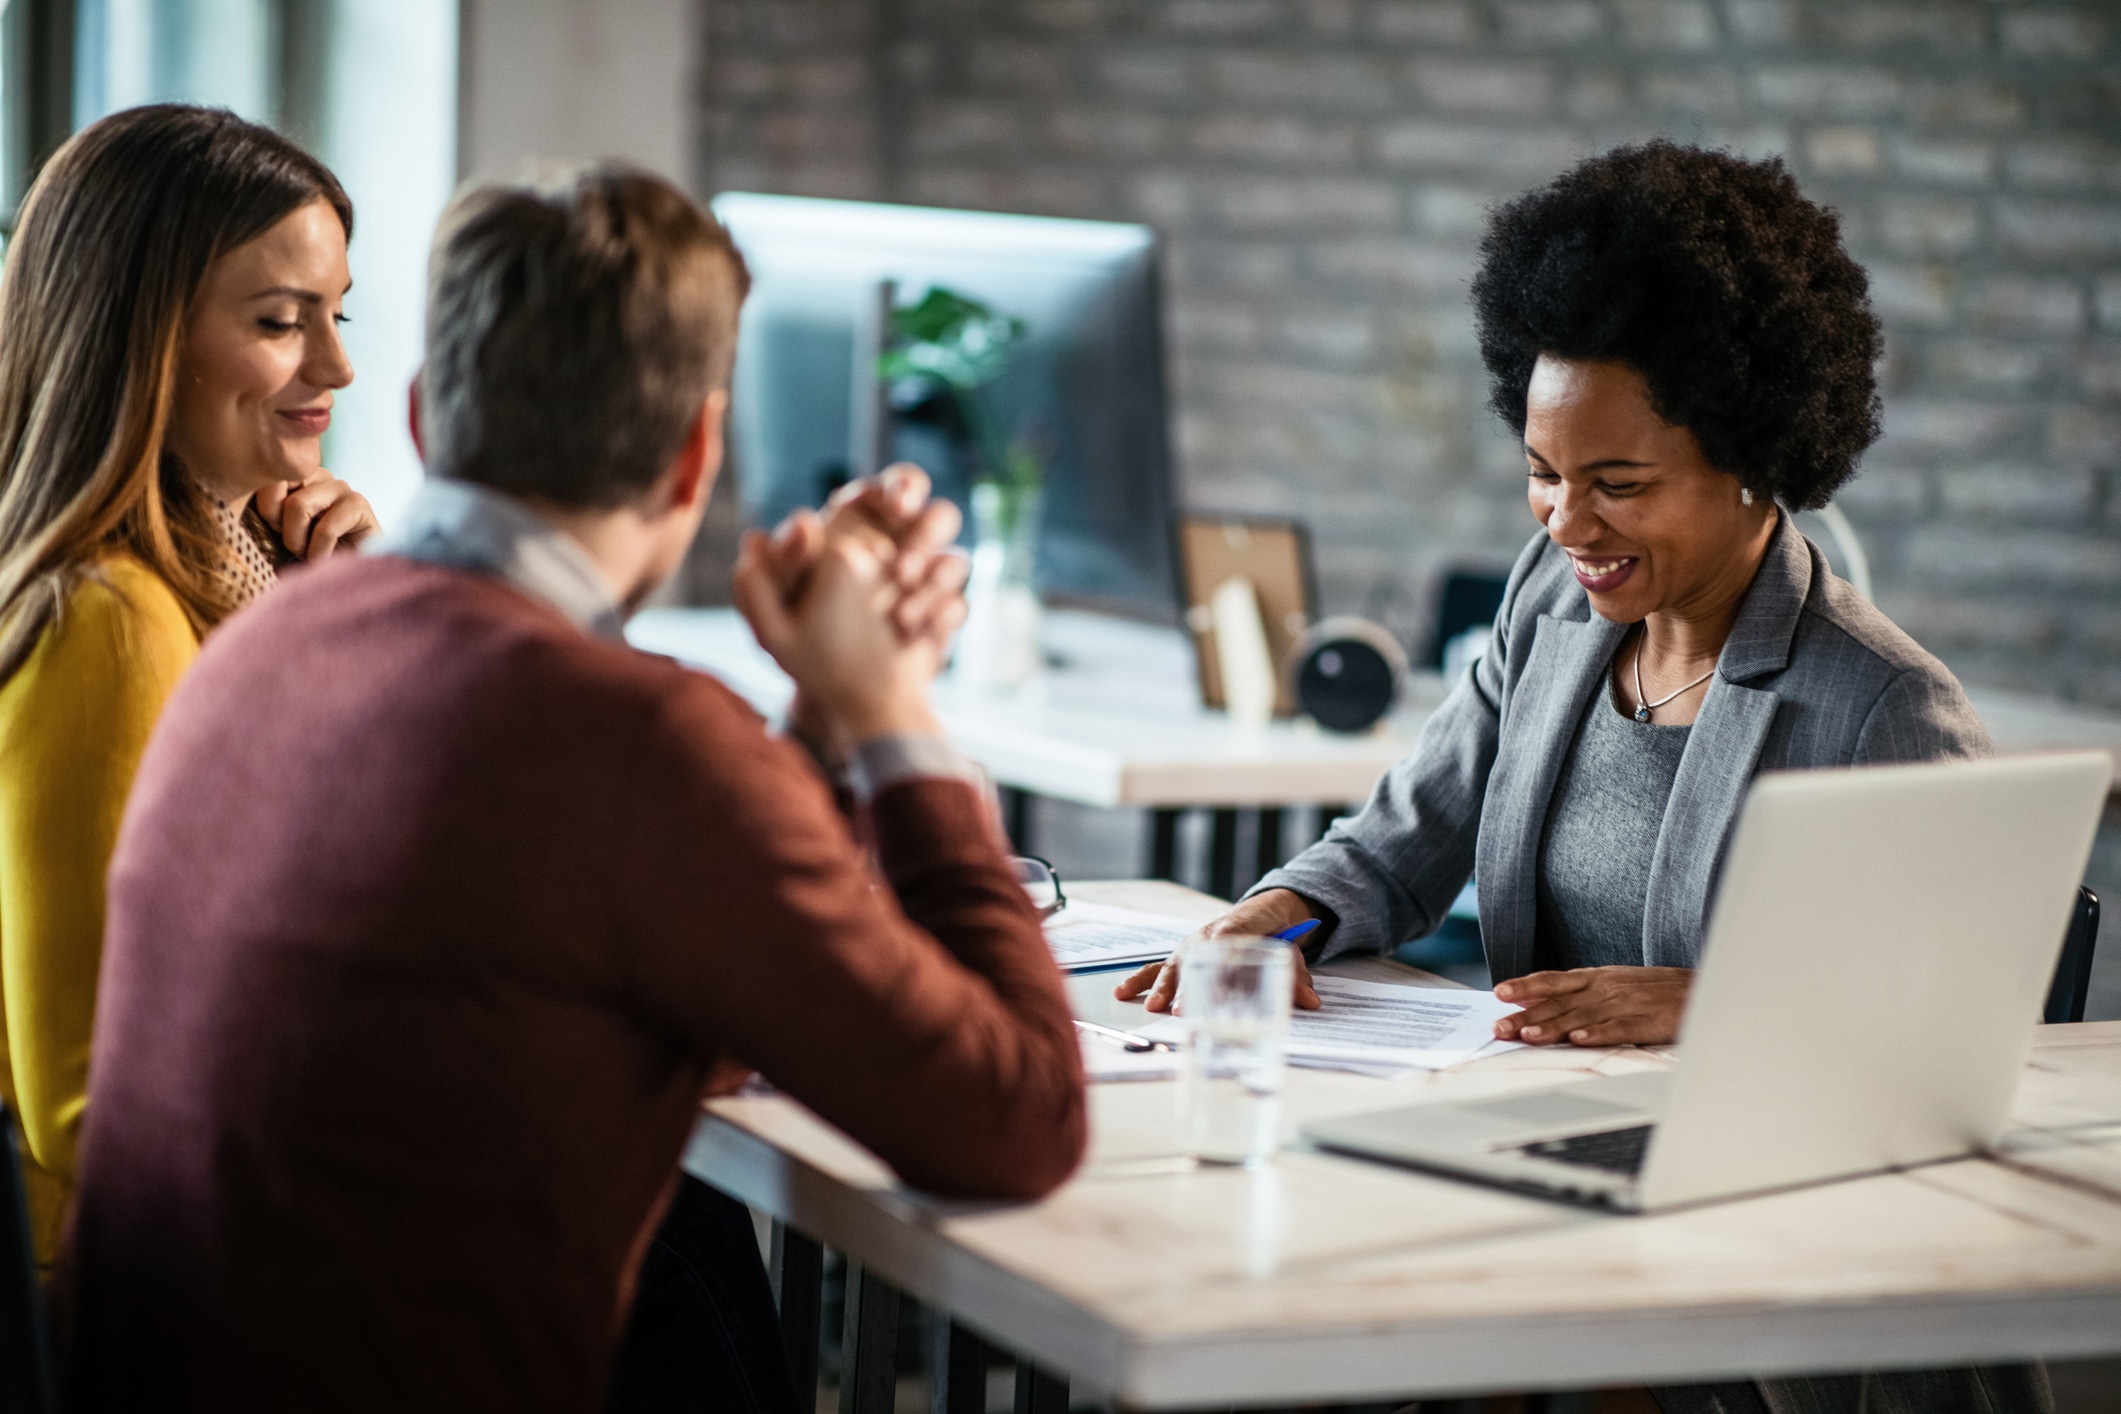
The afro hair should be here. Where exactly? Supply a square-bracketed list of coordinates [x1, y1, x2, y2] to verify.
[1469, 141, 1882, 511]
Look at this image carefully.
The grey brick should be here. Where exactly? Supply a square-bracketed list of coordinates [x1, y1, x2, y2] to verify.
[1301, 0, 1358, 37]
[1275, 307, 1379, 364]
[970, 41, 1072, 96]
[1938, 464, 2098, 523]
[1408, 58, 1557, 116]
[1865, 262, 1954, 330]
[1169, 297, 1265, 353]
[2005, 140, 2121, 194]
[1210, 52, 1397, 109]
[1835, 463, 1928, 517]
[2079, 342, 2121, 402]
[1565, 70, 1632, 120]
[1370, 1, 1480, 43]
[1100, 49, 1195, 100]
[1996, 200, 2121, 260]
[1720, 0, 1799, 46]
[1701, 124, 1793, 161]
[1023, 0, 1106, 30]
[1209, 175, 1401, 231]
[1874, 195, 1983, 258]
[1640, 66, 1744, 114]
[1880, 398, 2024, 456]
[1884, 593, 2065, 655]
[1889, 137, 1994, 188]
[1967, 274, 2088, 335]
[2000, 9, 2109, 61]
[1910, 79, 2028, 130]
[1613, 0, 1720, 51]
[1806, 125, 1883, 178]
[1305, 236, 1477, 294]
[1127, 170, 1194, 225]
[1189, 116, 1357, 164]
[1902, 526, 2121, 591]
[1046, 108, 1170, 160]
[1818, 6, 1984, 54]
[907, 101, 1023, 157]
[1496, 1, 1607, 46]
[1374, 120, 1587, 177]
[1927, 338, 2050, 392]
[1165, 239, 1299, 292]
[1751, 64, 1905, 116]
[2099, 277, 2121, 332]
[1161, 0, 1284, 34]
[1410, 184, 1500, 236]
[2050, 406, 2121, 464]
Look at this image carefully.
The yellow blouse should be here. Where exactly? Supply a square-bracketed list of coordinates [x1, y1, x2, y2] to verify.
[0, 554, 197, 1262]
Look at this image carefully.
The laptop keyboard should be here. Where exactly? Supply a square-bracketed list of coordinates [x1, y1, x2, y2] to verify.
[1519, 1124, 1655, 1176]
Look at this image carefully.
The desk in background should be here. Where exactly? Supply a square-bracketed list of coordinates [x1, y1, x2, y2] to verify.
[689, 880, 2121, 1409]
[629, 606, 2121, 897]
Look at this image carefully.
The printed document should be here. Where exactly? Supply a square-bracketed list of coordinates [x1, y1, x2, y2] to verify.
[1134, 976, 1523, 1074]
[1044, 900, 1198, 972]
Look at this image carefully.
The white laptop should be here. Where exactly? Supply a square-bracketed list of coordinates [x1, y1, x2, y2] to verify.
[1302, 752, 2111, 1212]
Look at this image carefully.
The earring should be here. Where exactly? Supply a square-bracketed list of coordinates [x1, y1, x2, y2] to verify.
[1741, 486, 1754, 507]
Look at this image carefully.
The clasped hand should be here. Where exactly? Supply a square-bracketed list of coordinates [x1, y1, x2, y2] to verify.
[732, 464, 969, 750]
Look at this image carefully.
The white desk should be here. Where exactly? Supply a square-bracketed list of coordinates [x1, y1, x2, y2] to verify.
[688, 881, 2121, 1406]
[629, 607, 2121, 804]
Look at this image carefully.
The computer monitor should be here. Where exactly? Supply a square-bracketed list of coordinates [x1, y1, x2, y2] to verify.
[710, 193, 1181, 623]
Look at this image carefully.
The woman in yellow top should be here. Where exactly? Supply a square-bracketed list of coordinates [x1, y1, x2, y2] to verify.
[0, 105, 378, 1262]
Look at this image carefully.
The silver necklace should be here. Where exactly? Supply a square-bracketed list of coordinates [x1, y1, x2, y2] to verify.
[1631, 638, 1715, 723]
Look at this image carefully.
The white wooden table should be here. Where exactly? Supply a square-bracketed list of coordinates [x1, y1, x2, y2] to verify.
[686, 881, 2121, 1408]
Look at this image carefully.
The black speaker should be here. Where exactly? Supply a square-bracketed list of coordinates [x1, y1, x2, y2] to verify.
[1288, 617, 1406, 734]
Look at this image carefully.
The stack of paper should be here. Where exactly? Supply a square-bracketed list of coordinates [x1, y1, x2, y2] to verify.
[1043, 900, 1198, 972]
[1126, 976, 1524, 1077]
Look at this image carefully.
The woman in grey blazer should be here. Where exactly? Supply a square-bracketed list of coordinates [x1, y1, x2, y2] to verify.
[1121, 140, 2033, 1414]
[1122, 139, 2034, 1414]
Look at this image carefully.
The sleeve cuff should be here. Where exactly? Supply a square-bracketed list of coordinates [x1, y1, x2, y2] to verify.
[847, 733, 984, 803]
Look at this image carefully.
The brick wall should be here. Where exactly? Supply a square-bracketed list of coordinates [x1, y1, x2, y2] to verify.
[697, 0, 2121, 707]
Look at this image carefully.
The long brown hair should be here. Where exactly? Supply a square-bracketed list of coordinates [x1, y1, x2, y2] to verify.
[0, 104, 353, 683]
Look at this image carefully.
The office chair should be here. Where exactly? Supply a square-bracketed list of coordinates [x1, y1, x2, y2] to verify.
[2044, 887, 2101, 1025]
[0, 1104, 53, 1414]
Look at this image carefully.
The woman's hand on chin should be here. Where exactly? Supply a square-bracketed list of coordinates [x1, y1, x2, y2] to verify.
[257, 468, 379, 559]
[1492, 965, 1692, 1047]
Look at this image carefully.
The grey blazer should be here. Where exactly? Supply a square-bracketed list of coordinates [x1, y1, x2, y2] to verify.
[1257, 516, 1991, 980]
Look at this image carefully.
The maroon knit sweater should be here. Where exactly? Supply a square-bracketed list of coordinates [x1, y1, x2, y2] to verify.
[60, 556, 1085, 1413]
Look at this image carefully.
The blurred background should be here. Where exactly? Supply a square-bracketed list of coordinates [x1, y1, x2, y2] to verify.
[1, 0, 2117, 996]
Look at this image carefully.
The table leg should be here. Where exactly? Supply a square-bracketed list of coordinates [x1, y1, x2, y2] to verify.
[929, 1318, 991, 1414]
[1255, 806, 1285, 883]
[770, 1220, 823, 1405]
[1012, 1361, 1067, 1414]
[1147, 808, 1182, 881]
[1001, 788, 1034, 854]
[1208, 808, 1239, 900]
[839, 1261, 902, 1414]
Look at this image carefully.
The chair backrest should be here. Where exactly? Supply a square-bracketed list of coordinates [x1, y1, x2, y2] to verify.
[0, 1104, 53, 1414]
[2045, 887, 2102, 1026]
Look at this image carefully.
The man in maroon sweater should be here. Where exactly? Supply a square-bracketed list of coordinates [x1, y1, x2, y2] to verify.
[62, 168, 1085, 1411]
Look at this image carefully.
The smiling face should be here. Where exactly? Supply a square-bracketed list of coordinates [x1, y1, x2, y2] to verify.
[167, 198, 354, 503]
[1523, 355, 1774, 626]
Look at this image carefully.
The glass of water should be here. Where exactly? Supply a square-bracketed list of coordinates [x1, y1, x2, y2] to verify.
[1177, 936, 1294, 1167]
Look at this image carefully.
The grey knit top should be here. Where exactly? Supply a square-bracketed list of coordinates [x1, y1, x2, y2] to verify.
[1533, 677, 1691, 971]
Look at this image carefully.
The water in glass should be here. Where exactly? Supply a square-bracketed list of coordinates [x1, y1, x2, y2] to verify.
[1177, 937, 1293, 1167]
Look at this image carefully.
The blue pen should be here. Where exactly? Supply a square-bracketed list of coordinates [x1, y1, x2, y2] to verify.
[1271, 919, 1321, 944]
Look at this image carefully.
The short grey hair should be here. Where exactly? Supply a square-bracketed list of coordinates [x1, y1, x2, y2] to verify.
[419, 164, 749, 509]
